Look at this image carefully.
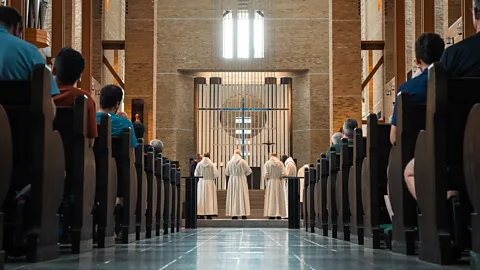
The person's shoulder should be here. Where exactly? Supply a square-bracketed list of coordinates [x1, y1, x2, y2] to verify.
[444, 33, 480, 55]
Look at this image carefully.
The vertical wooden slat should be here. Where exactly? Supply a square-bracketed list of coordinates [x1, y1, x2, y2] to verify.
[368, 50, 374, 113]
[113, 50, 119, 85]
[51, 0, 65, 60]
[421, 0, 435, 32]
[10, 0, 25, 26]
[394, 0, 406, 94]
[463, 0, 476, 38]
[80, 0, 92, 91]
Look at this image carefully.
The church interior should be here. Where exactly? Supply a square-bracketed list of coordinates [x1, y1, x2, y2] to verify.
[0, 0, 480, 269]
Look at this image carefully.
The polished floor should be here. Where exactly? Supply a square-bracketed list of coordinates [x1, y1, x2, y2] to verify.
[5, 229, 465, 270]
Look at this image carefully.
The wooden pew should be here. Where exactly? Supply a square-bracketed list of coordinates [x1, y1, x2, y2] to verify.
[318, 154, 329, 236]
[362, 114, 391, 249]
[175, 167, 182, 232]
[348, 128, 366, 245]
[314, 159, 320, 232]
[155, 154, 165, 236]
[389, 92, 425, 255]
[336, 138, 354, 241]
[0, 104, 13, 270]
[162, 158, 171, 234]
[92, 114, 117, 248]
[144, 145, 158, 238]
[304, 167, 310, 231]
[112, 127, 138, 243]
[327, 147, 340, 238]
[464, 104, 480, 268]
[414, 63, 479, 265]
[53, 95, 96, 254]
[134, 140, 147, 240]
[0, 64, 65, 262]
[170, 162, 178, 233]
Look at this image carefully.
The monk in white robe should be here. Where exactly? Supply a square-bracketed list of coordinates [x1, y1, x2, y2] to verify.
[264, 154, 287, 219]
[194, 152, 218, 219]
[282, 156, 297, 217]
[225, 150, 252, 219]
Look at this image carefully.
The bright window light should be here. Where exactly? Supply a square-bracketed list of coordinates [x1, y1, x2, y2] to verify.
[235, 117, 252, 124]
[254, 11, 264, 58]
[235, 129, 252, 135]
[237, 10, 250, 58]
[223, 11, 233, 59]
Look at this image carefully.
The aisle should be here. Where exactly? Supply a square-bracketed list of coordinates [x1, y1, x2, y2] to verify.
[5, 229, 463, 270]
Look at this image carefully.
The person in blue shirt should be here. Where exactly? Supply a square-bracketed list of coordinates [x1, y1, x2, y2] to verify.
[389, 33, 445, 146]
[96, 84, 138, 149]
[0, 7, 60, 106]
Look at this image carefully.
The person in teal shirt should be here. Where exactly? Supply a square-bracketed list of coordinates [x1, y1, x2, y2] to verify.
[96, 84, 138, 148]
[0, 6, 59, 96]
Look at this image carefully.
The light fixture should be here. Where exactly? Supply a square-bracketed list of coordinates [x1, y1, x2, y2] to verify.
[457, 23, 463, 36]
[445, 37, 455, 45]
[386, 83, 394, 96]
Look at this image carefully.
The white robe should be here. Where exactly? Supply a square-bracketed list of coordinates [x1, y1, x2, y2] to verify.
[225, 154, 252, 217]
[263, 156, 287, 217]
[195, 157, 218, 216]
[284, 157, 297, 217]
[297, 164, 309, 203]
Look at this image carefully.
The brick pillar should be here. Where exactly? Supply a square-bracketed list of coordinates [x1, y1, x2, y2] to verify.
[125, 0, 157, 141]
[329, 0, 362, 133]
[92, 0, 104, 84]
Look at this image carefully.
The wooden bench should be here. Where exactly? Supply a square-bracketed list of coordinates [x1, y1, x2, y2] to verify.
[144, 145, 158, 238]
[162, 158, 172, 234]
[134, 140, 147, 240]
[93, 114, 117, 248]
[53, 95, 96, 254]
[336, 138, 354, 241]
[361, 114, 391, 249]
[112, 127, 138, 243]
[0, 104, 13, 270]
[464, 104, 480, 267]
[389, 92, 425, 255]
[414, 63, 479, 265]
[170, 162, 178, 233]
[0, 64, 65, 262]
[327, 147, 340, 238]
[304, 166, 316, 233]
[175, 166, 182, 232]
[154, 154, 165, 236]
[348, 128, 366, 245]
[318, 154, 329, 236]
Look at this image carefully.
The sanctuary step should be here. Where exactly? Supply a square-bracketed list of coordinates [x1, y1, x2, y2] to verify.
[196, 219, 293, 228]
[215, 189, 266, 219]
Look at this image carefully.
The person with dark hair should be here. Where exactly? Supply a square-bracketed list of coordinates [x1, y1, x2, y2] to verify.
[96, 84, 138, 148]
[194, 152, 218, 219]
[190, 153, 202, 177]
[133, 113, 144, 139]
[52, 47, 97, 147]
[390, 33, 445, 145]
[0, 6, 59, 112]
[440, 0, 480, 77]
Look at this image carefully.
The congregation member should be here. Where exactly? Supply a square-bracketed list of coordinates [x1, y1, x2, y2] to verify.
[150, 139, 163, 155]
[325, 132, 343, 161]
[263, 153, 286, 219]
[225, 149, 252, 220]
[190, 153, 202, 177]
[133, 113, 144, 139]
[281, 155, 297, 217]
[52, 47, 97, 147]
[194, 152, 218, 219]
[0, 6, 58, 115]
[116, 111, 129, 119]
[326, 119, 358, 160]
[390, 33, 445, 146]
[297, 164, 310, 210]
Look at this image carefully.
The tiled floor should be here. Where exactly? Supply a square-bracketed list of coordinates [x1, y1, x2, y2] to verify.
[5, 229, 465, 270]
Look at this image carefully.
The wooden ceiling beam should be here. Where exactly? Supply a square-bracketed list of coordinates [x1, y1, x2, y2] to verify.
[103, 40, 125, 50]
[361, 41, 385, 50]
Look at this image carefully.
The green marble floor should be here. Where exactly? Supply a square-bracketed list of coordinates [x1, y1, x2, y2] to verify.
[5, 229, 466, 270]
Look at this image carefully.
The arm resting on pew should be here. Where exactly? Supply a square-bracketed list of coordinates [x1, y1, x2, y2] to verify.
[390, 125, 397, 146]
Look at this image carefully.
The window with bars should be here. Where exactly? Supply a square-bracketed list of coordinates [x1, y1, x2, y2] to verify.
[223, 10, 264, 59]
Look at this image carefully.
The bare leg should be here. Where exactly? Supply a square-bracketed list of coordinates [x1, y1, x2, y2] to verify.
[404, 158, 416, 200]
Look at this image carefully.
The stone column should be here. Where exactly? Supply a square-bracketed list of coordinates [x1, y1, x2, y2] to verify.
[329, 0, 362, 133]
[92, 0, 104, 84]
[125, 0, 157, 141]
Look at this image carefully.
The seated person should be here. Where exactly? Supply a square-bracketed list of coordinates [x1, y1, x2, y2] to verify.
[0, 6, 59, 115]
[52, 47, 98, 147]
[96, 84, 138, 158]
[439, 1, 480, 77]
[390, 33, 445, 146]
[150, 139, 164, 156]
[326, 119, 358, 160]
[404, 8, 480, 199]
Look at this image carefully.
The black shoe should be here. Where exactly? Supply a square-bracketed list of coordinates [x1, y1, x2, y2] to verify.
[232, 217, 238, 220]
[276, 217, 282, 220]
[269, 217, 275, 220]
[242, 216, 247, 220]
[207, 216, 213, 220]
